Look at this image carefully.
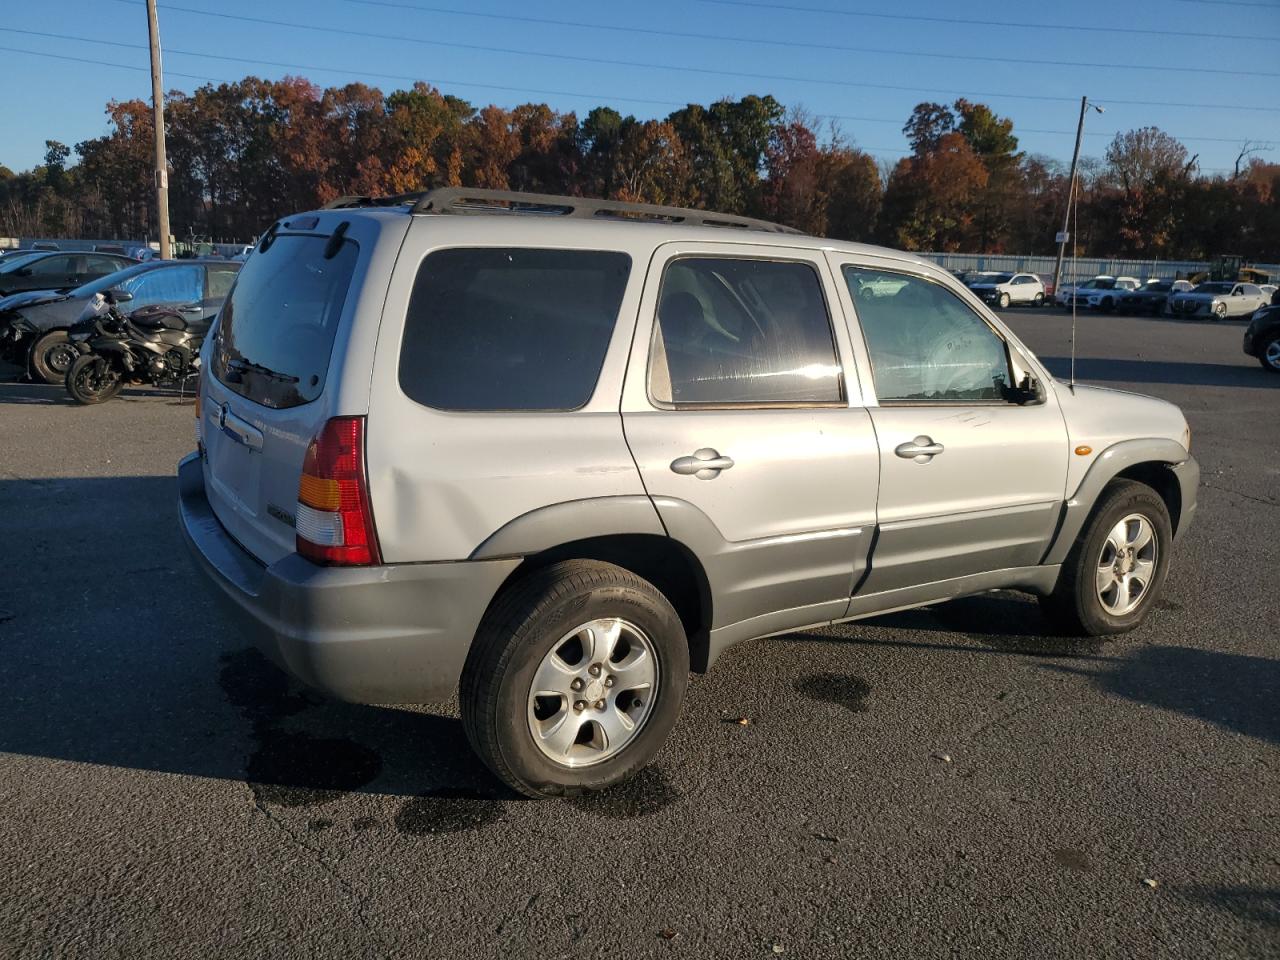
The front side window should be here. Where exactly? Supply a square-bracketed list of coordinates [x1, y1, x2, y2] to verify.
[399, 248, 631, 411]
[649, 257, 842, 406]
[843, 267, 1012, 402]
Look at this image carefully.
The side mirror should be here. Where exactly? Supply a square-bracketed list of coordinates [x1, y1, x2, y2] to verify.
[15, 267, 32, 277]
[111, 289, 134, 302]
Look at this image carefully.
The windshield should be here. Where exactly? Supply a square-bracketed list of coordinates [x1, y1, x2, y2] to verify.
[1146, 281, 1172, 292]
[1092, 278, 1117, 290]
[0, 252, 52, 275]
[1195, 282, 1233, 294]
[987, 273, 1013, 283]
[213, 234, 358, 409]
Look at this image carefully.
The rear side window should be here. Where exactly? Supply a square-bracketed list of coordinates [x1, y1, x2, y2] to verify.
[213, 235, 358, 409]
[398, 248, 631, 411]
[649, 257, 842, 406]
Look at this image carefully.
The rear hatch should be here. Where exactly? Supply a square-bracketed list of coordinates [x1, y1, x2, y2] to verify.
[199, 217, 383, 565]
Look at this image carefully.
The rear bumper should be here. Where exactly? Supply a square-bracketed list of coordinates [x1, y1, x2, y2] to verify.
[178, 453, 518, 703]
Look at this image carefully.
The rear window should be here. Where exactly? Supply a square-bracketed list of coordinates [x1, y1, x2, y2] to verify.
[398, 248, 631, 411]
[213, 234, 358, 409]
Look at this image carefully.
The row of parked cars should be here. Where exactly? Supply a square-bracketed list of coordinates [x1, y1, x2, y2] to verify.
[0, 248, 240, 382]
[957, 269, 1277, 320]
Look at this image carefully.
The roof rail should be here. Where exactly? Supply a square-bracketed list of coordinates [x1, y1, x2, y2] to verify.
[326, 188, 803, 235]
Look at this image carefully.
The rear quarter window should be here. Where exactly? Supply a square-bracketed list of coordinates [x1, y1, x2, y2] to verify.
[213, 234, 358, 409]
[398, 248, 631, 411]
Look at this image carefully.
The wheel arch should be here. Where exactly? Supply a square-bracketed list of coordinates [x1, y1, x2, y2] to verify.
[470, 498, 715, 671]
[1043, 439, 1195, 565]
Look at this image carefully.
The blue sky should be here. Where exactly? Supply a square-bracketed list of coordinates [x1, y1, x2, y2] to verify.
[2, 0, 1277, 176]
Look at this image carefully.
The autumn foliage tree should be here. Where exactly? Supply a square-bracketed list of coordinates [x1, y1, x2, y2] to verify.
[2, 78, 1277, 261]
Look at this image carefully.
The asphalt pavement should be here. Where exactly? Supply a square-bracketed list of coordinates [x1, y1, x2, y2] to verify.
[0, 307, 1276, 959]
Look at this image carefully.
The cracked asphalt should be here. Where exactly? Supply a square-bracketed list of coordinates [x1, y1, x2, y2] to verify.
[0, 307, 1276, 959]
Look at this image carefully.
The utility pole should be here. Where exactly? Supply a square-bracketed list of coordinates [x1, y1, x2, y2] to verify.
[145, 0, 171, 259]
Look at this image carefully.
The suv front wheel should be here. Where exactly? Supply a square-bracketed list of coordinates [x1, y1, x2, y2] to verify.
[461, 560, 689, 798]
[1041, 480, 1172, 636]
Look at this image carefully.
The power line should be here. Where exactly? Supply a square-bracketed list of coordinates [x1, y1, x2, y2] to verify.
[0, 29, 685, 109]
[0, 44, 223, 84]
[7, 26, 1273, 148]
[99, 0, 1280, 92]
[1170, 0, 1280, 7]
[695, 0, 1280, 43]
[347, 0, 1280, 48]
[10, 24, 1274, 156]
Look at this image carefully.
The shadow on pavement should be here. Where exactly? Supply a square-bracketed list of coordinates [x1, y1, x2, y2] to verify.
[0, 474, 505, 809]
[1038, 355, 1273, 389]
[786, 590, 1280, 746]
[0, 380, 196, 406]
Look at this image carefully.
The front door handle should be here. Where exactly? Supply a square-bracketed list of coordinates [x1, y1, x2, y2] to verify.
[895, 435, 945, 463]
[671, 448, 735, 479]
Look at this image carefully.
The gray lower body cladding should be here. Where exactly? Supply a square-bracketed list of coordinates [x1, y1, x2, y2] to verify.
[178, 453, 518, 704]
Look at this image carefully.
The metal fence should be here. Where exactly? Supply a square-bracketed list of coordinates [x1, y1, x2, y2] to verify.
[2, 237, 250, 258]
[914, 252, 1280, 283]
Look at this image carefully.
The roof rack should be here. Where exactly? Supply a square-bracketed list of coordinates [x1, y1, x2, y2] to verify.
[323, 187, 803, 235]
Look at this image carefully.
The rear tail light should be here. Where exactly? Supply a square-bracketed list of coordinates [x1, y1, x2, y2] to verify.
[295, 416, 381, 566]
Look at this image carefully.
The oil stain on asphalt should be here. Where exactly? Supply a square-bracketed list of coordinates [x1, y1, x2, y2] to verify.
[219, 648, 383, 808]
[793, 672, 872, 713]
[396, 788, 506, 835]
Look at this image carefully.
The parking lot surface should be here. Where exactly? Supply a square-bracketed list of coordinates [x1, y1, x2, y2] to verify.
[1, 307, 1276, 959]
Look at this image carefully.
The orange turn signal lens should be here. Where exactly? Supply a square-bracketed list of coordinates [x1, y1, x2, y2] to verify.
[299, 473, 342, 511]
[1074, 445, 1093, 456]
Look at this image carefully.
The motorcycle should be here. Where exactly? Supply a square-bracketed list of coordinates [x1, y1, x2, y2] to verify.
[64, 292, 208, 404]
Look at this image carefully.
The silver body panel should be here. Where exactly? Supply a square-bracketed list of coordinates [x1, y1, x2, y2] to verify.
[185, 209, 1198, 703]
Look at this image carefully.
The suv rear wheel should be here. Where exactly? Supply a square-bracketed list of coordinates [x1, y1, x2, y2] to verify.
[461, 560, 689, 798]
[1040, 480, 1172, 636]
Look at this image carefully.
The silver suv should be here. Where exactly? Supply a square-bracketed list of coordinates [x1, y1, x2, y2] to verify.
[180, 189, 1199, 798]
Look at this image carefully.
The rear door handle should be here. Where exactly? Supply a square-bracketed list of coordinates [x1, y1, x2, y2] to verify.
[671, 448, 735, 479]
[895, 436, 944, 462]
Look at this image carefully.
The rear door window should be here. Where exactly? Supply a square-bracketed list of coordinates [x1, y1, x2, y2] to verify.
[398, 248, 631, 411]
[648, 256, 842, 406]
[213, 234, 358, 409]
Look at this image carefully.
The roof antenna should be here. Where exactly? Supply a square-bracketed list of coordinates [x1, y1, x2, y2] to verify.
[1069, 171, 1079, 394]
[1064, 98, 1105, 394]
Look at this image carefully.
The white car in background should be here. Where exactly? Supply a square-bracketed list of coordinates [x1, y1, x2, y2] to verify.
[1169, 281, 1270, 321]
[1063, 276, 1141, 312]
[968, 272, 1046, 308]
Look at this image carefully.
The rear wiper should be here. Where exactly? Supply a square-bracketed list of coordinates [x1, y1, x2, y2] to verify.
[227, 357, 299, 383]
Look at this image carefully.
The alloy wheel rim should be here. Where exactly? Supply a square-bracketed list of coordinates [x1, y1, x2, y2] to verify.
[1265, 340, 1280, 369]
[1095, 513, 1158, 617]
[526, 617, 658, 768]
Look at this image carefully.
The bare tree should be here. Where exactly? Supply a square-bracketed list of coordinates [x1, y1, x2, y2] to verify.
[1233, 140, 1273, 179]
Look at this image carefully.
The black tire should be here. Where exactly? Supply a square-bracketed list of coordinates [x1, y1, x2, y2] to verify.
[1033, 292, 1044, 306]
[998, 292, 1011, 309]
[1259, 335, 1280, 373]
[65, 354, 123, 404]
[1040, 480, 1172, 637]
[1212, 303, 1227, 322]
[461, 560, 689, 798]
[1100, 296, 1115, 313]
[29, 329, 77, 384]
